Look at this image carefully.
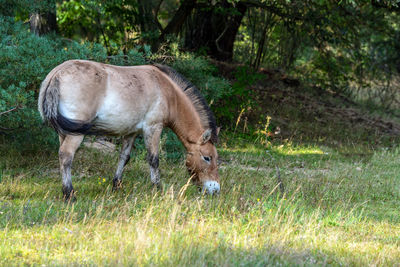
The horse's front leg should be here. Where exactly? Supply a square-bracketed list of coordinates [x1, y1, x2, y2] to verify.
[59, 134, 84, 201]
[113, 134, 136, 190]
[144, 124, 163, 186]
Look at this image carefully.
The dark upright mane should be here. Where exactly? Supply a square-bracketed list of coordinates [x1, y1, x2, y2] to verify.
[154, 64, 218, 144]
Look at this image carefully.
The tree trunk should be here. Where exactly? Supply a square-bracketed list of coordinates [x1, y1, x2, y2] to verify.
[252, 11, 275, 69]
[184, 1, 247, 61]
[160, 0, 197, 40]
[29, 4, 57, 36]
[137, 0, 161, 49]
[137, 0, 161, 34]
[253, 20, 268, 69]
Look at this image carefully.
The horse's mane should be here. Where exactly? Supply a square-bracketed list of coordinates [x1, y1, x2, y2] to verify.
[154, 64, 218, 144]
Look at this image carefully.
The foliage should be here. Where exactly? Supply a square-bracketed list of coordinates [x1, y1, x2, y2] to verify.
[6, 0, 400, 111]
[219, 66, 263, 124]
[0, 0, 56, 16]
[7, 0, 400, 110]
[57, 0, 138, 54]
[234, 1, 400, 109]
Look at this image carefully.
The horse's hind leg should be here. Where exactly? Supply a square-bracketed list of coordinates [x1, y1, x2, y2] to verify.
[112, 134, 136, 190]
[59, 135, 65, 146]
[144, 124, 163, 187]
[59, 134, 84, 200]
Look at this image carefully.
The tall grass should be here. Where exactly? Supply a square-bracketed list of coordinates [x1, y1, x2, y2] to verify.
[0, 136, 400, 266]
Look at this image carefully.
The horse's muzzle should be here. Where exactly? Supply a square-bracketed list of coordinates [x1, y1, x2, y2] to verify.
[203, 181, 220, 195]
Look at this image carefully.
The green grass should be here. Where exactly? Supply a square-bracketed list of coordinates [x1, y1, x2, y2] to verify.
[1, 135, 400, 266]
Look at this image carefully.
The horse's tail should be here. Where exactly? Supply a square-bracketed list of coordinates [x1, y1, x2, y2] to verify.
[38, 73, 93, 135]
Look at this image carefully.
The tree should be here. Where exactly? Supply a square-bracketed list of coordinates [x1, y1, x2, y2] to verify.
[29, 0, 58, 35]
[184, 1, 247, 61]
[137, 0, 162, 49]
[137, 0, 197, 50]
[182, 0, 302, 61]
[30, 10, 57, 36]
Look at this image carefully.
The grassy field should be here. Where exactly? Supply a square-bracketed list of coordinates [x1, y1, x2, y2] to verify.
[0, 132, 400, 266]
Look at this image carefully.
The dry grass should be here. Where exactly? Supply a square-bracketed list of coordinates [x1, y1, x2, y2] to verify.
[1, 134, 400, 266]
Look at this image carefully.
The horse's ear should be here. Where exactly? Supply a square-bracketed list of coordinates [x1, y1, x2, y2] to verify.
[200, 129, 212, 144]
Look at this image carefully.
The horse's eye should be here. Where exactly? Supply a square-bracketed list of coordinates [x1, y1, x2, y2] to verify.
[202, 156, 211, 163]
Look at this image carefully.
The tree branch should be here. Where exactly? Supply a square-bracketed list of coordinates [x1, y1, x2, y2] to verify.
[215, 24, 230, 55]
[371, 0, 400, 11]
[240, 0, 303, 21]
[0, 106, 19, 116]
[160, 0, 197, 41]
[153, 0, 164, 31]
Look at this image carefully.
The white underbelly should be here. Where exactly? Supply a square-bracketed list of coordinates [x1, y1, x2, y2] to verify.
[94, 91, 164, 135]
[95, 110, 145, 135]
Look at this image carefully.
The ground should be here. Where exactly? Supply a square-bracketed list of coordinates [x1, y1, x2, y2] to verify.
[1, 67, 400, 266]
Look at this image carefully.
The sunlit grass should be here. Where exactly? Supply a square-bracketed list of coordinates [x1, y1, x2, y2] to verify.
[222, 143, 326, 155]
[1, 138, 400, 265]
[274, 146, 325, 156]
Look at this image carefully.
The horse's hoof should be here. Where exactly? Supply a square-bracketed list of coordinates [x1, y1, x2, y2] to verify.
[62, 188, 76, 202]
[112, 179, 122, 192]
[63, 195, 77, 203]
[152, 182, 162, 191]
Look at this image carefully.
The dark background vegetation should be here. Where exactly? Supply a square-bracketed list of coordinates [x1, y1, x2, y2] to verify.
[1, 0, 400, 149]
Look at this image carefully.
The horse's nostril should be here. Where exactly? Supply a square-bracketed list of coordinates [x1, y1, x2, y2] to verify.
[203, 181, 220, 195]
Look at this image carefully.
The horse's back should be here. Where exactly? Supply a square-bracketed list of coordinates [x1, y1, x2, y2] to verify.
[46, 60, 170, 135]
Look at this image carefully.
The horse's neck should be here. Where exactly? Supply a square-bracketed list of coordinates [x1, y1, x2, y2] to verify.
[167, 91, 203, 150]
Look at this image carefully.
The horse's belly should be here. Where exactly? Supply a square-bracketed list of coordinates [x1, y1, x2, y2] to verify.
[95, 91, 165, 135]
[95, 110, 146, 135]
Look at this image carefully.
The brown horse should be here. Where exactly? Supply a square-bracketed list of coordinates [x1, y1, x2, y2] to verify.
[38, 60, 220, 200]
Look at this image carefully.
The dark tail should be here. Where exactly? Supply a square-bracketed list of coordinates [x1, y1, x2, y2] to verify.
[52, 112, 94, 135]
[38, 76, 94, 135]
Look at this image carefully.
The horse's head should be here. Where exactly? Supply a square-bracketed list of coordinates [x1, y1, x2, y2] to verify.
[186, 129, 220, 194]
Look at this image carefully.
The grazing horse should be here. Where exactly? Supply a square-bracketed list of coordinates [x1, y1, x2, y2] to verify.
[38, 60, 220, 200]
